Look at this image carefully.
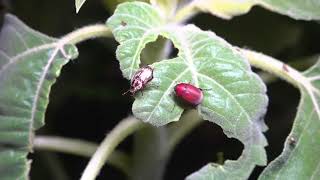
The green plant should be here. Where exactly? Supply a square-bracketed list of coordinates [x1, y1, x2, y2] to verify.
[0, 0, 320, 179]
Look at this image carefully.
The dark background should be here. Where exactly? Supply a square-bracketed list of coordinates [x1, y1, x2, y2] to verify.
[1, 0, 319, 179]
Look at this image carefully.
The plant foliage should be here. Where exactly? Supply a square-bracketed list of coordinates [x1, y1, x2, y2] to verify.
[0, 14, 78, 179]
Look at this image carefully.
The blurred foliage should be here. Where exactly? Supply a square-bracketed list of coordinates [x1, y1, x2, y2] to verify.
[103, 0, 148, 12]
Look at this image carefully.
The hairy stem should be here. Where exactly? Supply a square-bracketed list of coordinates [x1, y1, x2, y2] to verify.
[239, 48, 308, 89]
[34, 136, 131, 176]
[34, 136, 97, 157]
[80, 117, 144, 180]
[258, 54, 318, 84]
[60, 24, 111, 45]
[241, 48, 320, 125]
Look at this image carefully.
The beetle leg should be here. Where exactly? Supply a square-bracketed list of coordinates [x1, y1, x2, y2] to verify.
[122, 90, 130, 95]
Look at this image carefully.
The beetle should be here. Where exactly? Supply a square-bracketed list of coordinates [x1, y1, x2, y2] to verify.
[123, 65, 154, 95]
[174, 83, 203, 106]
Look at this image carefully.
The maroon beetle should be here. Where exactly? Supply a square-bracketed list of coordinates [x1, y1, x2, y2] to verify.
[174, 83, 203, 106]
[123, 65, 154, 95]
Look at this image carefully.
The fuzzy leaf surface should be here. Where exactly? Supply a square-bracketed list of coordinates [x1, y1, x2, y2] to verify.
[0, 14, 78, 179]
[188, 0, 320, 20]
[107, 2, 268, 179]
[259, 61, 320, 180]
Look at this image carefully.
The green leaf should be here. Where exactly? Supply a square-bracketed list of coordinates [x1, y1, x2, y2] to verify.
[0, 14, 78, 180]
[75, 0, 87, 13]
[107, 2, 268, 179]
[107, 2, 166, 79]
[259, 60, 320, 180]
[184, 0, 320, 20]
[258, 0, 320, 20]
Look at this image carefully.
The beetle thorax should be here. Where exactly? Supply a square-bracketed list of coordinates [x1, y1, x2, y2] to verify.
[136, 67, 153, 83]
[125, 66, 154, 95]
[130, 79, 144, 93]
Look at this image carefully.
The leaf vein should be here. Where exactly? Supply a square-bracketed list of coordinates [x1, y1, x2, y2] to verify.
[8, 25, 29, 50]
[0, 44, 56, 75]
[145, 68, 189, 122]
[197, 73, 252, 123]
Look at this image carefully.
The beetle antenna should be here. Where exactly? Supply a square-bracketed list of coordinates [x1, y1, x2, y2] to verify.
[122, 90, 131, 95]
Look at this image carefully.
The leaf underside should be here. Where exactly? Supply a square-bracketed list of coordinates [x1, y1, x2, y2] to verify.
[191, 0, 320, 20]
[258, 0, 320, 20]
[0, 14, 78, 180]
[107, 2, 268, 179]
[259, 61, 320, 180]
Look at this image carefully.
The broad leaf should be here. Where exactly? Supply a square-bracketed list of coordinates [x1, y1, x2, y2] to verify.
[259, 61, 320, 180]
[75, 0, 87, 13]
[0, 14, 78, 179]
[186, 0, 320, 20]
[107, 2, 268, 179]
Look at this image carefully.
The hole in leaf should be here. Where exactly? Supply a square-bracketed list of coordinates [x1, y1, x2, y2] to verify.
[165, 120, 243, 179]
[168, 42, 178, 59]
[120, 20, 127, 27]
[140, 36, 175, 66]
[251, 82, 299, 179]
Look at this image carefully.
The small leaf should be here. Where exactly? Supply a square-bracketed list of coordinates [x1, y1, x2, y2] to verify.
[0, 14, 78, 179]
[187, 0, 320, 20]
[107, 2, 268, 179]
[259, 60, 320, 179]
[75, 0, 87, 13]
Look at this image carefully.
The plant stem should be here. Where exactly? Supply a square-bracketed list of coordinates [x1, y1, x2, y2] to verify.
[60, 24, 111, 45]
[80, 117, 144, 180]
[239, 48, 308, 89]
[130, 126, 168, 180]
[34, 136, 96, 156]
[258, 54, 319, 84]
[34, 136, 131, 176]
